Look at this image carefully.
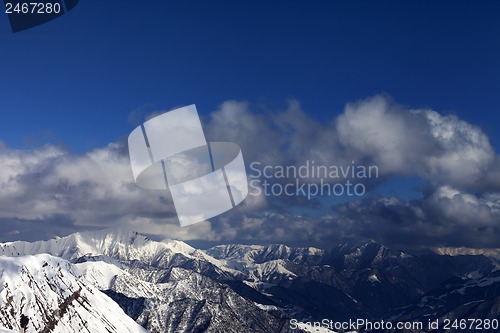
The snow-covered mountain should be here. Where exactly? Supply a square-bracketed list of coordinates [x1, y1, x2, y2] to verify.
[0, 230, 302, 333]
[434, 246, 500, 260]
[0, 254, 147, 333]
[387, 270, 500, 332]
[1, 229, 499, 333]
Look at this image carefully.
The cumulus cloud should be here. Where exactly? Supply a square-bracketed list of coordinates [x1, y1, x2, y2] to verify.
[0, 95, 499, 249]
[332, 186, 500, 248]
[423, 186, 500, 229]
[205, 96, 498, 191]
[337, 96, 495, 187]
[0, 143, 178, 241]
[200, 96, 500, 248]
[153, 185, 500, 249]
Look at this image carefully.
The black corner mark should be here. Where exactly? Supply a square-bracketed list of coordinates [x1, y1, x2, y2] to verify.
[4, 0, 80, 33]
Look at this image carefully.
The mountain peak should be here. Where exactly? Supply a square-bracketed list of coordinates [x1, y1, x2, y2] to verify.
[0, 228, 193, 263]
[0, 254, 148, 333]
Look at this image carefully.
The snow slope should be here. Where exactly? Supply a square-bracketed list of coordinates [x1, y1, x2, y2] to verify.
[0, 254, 149, 333]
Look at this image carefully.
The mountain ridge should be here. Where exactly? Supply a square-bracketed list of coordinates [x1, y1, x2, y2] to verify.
[1, 228, 499, 333]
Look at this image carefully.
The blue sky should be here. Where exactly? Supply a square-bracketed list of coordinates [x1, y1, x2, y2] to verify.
[1, 1, 499, 151]
[0, 1, 499, 248]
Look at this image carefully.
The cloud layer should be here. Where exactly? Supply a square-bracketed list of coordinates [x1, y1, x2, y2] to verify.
[1, 95, 499, 248]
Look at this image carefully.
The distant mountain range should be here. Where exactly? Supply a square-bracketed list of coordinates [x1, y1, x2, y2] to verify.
[0, 229, 499, 332]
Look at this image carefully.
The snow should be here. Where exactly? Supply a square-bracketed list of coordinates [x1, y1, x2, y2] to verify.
[456, 274, 500, 294]
[253, 303, 279, 311]
[76, 260, 125, 290]
[433, 246, 500, 260]
[0, 228, 242, 279]
[0, 328, 16, 333]
[463, 299, 485, 306]
[255, 259, 297, 280]
[0, 254, 149, 333]
[204, 243, 327, 285]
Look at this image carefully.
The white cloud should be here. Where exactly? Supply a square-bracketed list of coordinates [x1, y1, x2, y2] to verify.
[424, 185, 500, 228]
[336, 96, 495, 187]
[0, 95, 499, 248]
[0, 143, 174, 227]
